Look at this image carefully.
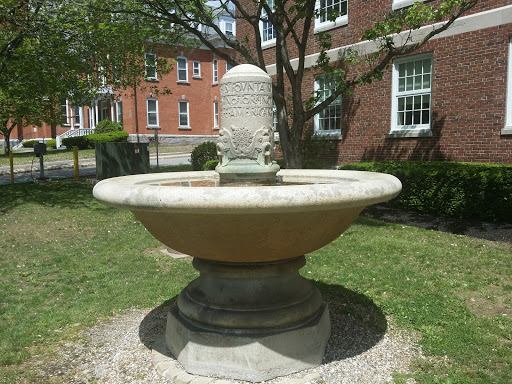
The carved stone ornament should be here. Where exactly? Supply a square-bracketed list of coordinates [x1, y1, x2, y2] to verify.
[217, 124, 275, 167]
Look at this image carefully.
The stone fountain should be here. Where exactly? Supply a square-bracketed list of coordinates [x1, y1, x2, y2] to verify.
[93, 64, 401, 382]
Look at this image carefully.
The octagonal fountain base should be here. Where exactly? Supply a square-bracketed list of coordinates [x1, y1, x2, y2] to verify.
[166, 256, 330, 382]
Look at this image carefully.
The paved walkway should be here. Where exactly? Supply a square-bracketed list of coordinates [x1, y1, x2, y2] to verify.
[0, 152, 191, 184]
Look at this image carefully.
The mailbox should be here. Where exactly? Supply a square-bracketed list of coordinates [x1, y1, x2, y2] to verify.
[34, 142, 47, 157]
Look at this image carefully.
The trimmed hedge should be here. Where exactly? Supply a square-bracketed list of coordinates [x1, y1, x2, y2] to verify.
[191, 141, 217, 171]
[21, 140, 39, 148]
[62, 131, 128, 150]
[339, 161, 512, 222]
[22, 139, 56, 149]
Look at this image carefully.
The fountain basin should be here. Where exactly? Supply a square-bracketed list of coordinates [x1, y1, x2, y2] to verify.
[93, 169, 401, 263]
[93, 168, 401, 381]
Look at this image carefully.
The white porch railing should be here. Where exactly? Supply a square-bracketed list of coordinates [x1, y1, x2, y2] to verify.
[56, 128, 95, 148]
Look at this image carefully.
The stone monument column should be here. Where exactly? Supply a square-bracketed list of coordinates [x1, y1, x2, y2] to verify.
[216, 64, 280, 184]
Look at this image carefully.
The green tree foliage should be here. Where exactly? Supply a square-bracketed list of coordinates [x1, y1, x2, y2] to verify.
[116, 0, 478, 168]
[0, 0, 181, 153]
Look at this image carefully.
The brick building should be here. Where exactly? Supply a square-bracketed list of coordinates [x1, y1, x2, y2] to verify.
[237, 0, 512, 164]
[6, 12, 236, 149]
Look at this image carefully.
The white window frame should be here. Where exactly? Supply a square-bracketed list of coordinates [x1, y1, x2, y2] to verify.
[390, 53, 433, 137]
[392, 0, 425, 11]
[225, 21, 234, 36]
[145, 53, 157, 80]
[212, 59, 218, 84]
[116, 100, 123, 123]
[100, 100, 109, 122]
[193, 61, 201, 78]
[313, 74, 342, 137]
[61, 100, 70, 126]
[146, 98, 159, 128]
[504, 37, 512, 135]
[213, 101, 219, 129]
[74, 106, 80, 126]
[178, 100, 190, 129]
[314, 0, 348, 33]
[177, 57, 188, 83]
[260, 0, 276, 48]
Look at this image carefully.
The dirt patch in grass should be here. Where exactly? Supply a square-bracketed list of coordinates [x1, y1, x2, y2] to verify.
[465, 285, 511, 318]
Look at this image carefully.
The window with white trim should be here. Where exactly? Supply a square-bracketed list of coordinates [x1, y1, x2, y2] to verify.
[177, 57, 188, 82]
[314, 0, 348, 32]
[226, 61, 234, 72]
[260, 0, 276, 47]
[193, 61, 201, 78]
[116, 101, 123, 123]
[225, 21, 233, 36]
[314, 75, 342, 135]
[213, 101, 219, 129]
[74, 106, 80, 126]
[392, 0, 425, 11]
[179, 100, 190, 128]
[391, 54, 432, 134]
[213, 59, 218, 84]
[100, 100, 109, 121]
[60, 101, 69, 126]
[147, 98, 159, 127]
[145, 53, 157, 80]
[505, 37, 512, 134]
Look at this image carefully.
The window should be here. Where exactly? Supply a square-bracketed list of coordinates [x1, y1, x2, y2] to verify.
[100, 100, 109, 121]
[213, 101, 219, 129]
[147, 99, 159, 127]
[179, 100, 189, 128]
[145, 53, 157, 80]
[177, 57, 188, 82]
[60, 101, 69, 126]
[314, 75, 342, 135]
[391, 54, 432, 135]
[213, 59, 218, 84]
[260, 0, 276, 47]
[315, 0, 348, 32]
[225, 22, 233, 36]
[226, 61, 234, 72]
[116, 101, 123, 123]
[193, 61, 201, 78]
[392, 0, 425, 11]
[504, 38, 512, 134]
[74, 106, 80, 126]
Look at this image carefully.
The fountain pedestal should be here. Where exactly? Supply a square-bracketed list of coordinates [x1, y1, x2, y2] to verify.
[167, 256, 330, 381]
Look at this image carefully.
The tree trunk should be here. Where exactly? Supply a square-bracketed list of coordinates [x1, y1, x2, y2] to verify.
[3, 132, 11, 154]
[280, 117, 305, 169]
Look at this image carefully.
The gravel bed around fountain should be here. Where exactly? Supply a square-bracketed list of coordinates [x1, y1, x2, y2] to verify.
[27, 293, 423, 384]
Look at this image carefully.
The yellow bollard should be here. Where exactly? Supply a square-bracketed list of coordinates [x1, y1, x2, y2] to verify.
[73, 146, 79, 180]
[9, 150, 14, 185]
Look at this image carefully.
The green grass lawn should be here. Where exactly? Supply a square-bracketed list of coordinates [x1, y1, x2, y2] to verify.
[0, 179, 510, 383]
[0, 144, 194, 167]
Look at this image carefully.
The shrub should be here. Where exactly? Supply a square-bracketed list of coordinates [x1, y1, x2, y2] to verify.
[62, 136, 89, 150]
[46, 139, 56, 148]
[203, 159, 219, 171]
[22, 140, 38, 148]
[191, 141, 217, 171]
[62, 131, 129, 149]
[87, 131, 129, 145]
[95, 120, 123, 134]
[339, 161, 512, 222]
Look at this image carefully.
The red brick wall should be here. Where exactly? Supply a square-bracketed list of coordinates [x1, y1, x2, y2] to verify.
[119, 46, 232, 138]
[237, 0, 512, 164]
